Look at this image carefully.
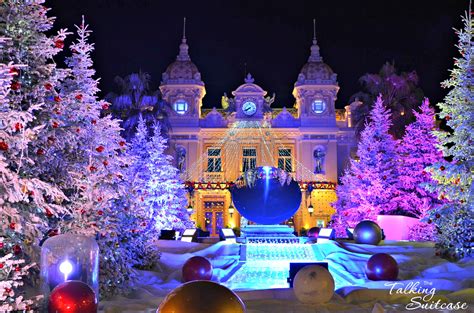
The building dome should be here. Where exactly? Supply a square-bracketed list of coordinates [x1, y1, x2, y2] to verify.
[295, 37, 337, 86]
[162, 38, 203, 85]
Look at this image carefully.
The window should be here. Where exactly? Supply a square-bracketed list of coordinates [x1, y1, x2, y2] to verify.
[207, 148, 222, 172]
[242, 148, 257, 172]
[312, 99, 326, 114]
[278, 148, 292, 172]
[173, 99, 188, 115]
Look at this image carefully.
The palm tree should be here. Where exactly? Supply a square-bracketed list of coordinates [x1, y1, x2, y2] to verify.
[350, 62, 423, 139]
[107, 71, 170, 140]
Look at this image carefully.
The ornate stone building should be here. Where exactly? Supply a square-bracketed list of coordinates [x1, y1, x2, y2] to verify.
[160, 27, 357, 236]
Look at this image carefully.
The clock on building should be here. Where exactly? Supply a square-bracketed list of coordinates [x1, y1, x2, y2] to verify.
[242, 101, 257, 116]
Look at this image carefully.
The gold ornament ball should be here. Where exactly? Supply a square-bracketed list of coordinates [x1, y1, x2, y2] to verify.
[293, 265, 335, 304]
[157, 280, 246, 313]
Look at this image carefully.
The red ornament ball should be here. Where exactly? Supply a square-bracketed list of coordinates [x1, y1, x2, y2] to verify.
[44, 83, 53, 90]
[365, 253, 399, 281]
[13, 245, 22, 255]
[101, 103, 109, 110]
[119, 141, 126, 147]
[75, 94, 83, 100]
[0, 141, 8, 151]
[37, 148, 45, 156]
[307, 227, 321, 239]
[182, 256, 213, 282]
[52, 122, 59, 128]
[95, 146, 104, 153]
[10, 67, 19, 75]
[157, 281, 245, 313]
[54, 40, 64, 49]
[48, 280, 97, 313]
[11, 81, 21, 90]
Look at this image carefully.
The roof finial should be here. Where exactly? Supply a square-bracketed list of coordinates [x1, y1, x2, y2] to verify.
[308, 19, 322, 62]
[177, 17, 190, 61]
[313, 18, 316, 43]
[183, 17, 186, 41]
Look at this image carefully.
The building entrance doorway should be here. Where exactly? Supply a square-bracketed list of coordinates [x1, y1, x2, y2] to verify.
[203, 201, 224, 237]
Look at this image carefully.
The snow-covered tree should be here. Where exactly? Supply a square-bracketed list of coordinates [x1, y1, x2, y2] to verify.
[332, 95, 398, 236]
[0, 37, 48, 312]
[425, 12, 474, 260]
[54, 19, 148, 297]
[393, 99, 444, 240]
[1, 2, 70, 306]
[128, 117, 191, 238]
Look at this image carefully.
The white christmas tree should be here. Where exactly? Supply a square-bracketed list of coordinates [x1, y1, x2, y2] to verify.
[1, 1, 70, 308]
[55, 18, 148, 296]
[128, 117, 191, 238]
[425, 11, 473, 260]
[0, 35, 63, 311]
[332, 95, 398, 236]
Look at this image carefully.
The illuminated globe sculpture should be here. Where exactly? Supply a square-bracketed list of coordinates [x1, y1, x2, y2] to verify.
[230, 166, 302, 225]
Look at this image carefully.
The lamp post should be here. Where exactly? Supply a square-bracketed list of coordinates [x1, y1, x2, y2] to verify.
[307, 191, 314, 216]
[228, 203, 235, 218]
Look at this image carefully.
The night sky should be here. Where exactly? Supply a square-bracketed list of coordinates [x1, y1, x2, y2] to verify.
[48, 0, 468, 109]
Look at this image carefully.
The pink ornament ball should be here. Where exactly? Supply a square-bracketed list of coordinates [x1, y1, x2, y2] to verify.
[182, 256, 213, 282]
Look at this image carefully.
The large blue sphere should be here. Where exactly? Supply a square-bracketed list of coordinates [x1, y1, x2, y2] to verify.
[230, 166, 302, 225]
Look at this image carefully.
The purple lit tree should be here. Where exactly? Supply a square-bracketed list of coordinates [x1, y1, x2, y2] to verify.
[128, 117, 191, 238]
[424, 11, 473, 260]
[332, 95, 398, 236]
[393, 99, 444, 241]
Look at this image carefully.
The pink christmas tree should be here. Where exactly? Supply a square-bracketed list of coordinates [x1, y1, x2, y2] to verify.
[394, 99, 444, 241]
[332, 95, 398, 236]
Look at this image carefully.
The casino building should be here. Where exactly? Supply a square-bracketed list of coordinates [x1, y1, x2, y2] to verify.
[160, 26, 357, 236]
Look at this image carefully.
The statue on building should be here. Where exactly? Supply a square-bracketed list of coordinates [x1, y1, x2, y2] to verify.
[176, 146, 186, 173]
[263, 92, 276, 112]
[221, 92, 236, 112]
[313, 147, 326, 174]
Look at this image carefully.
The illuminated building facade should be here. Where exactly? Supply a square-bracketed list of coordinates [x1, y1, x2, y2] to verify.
[160, 27, 357, 236]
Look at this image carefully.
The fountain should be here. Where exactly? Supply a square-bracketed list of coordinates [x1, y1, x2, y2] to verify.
[224, 166, 322, 290]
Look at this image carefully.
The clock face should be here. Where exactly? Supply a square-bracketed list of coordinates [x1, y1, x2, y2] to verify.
[242, 101, 257, 116]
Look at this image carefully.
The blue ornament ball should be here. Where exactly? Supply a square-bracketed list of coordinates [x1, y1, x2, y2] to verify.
[230, 166, 302, 225]
[353, 220, 382, 245]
